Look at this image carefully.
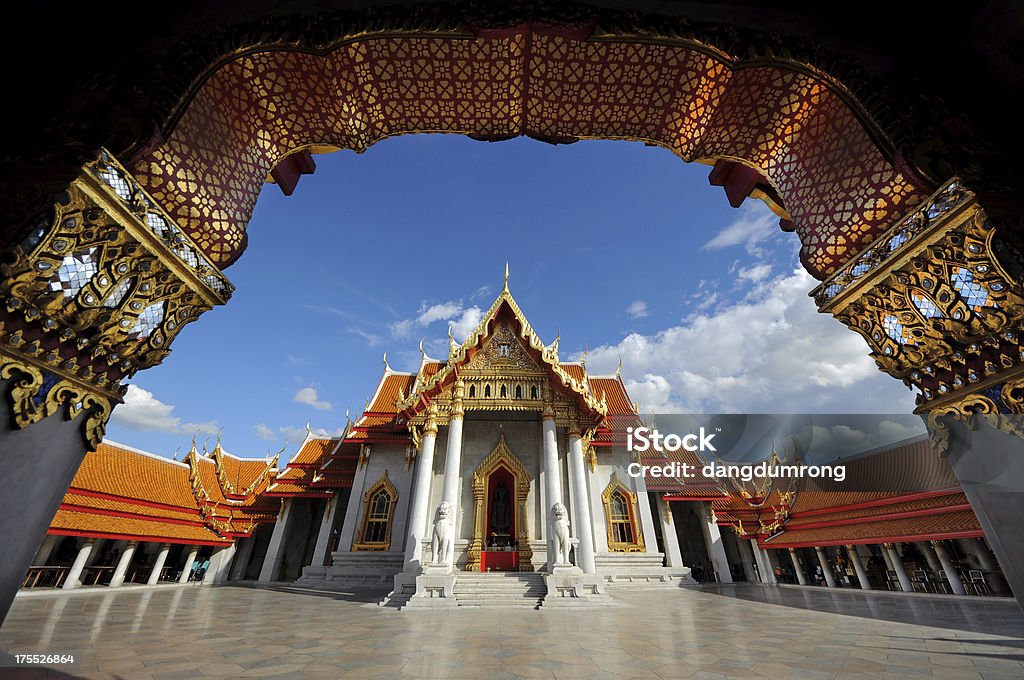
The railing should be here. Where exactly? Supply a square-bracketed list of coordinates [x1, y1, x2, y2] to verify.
[21, 566, 70, 589]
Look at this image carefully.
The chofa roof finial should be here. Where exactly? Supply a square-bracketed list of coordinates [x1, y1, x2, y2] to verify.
[382, 351, 391, 372]
[503, 260, 510, 292]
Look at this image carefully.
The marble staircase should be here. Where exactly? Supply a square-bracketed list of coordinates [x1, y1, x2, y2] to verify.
[453, 572, 546, 609]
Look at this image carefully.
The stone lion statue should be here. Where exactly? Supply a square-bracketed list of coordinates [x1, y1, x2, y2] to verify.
[550, 502, 571, 565]
[431, 501, 453, 564]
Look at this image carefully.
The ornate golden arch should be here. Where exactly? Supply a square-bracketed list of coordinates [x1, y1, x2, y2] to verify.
[467, 434, 533, 572]
[352, 470, 398, 552]
[602, 472, 645, 553]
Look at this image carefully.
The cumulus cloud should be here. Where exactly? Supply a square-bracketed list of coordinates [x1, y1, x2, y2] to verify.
[737, 263, 773, 284]
[588, 267, 918, 414]
[293, 386, 334, 412]
[626, 300, 650, 318]
[391, 300, 484, 342]
[702, 204, 779, 257]
[111, 385, 219, 435]
[255, 423, 277, 441]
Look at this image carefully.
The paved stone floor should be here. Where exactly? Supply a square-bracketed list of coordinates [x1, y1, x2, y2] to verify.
[2, 583, 1023, 679]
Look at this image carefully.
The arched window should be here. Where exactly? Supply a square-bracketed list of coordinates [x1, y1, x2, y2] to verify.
[353, 471, 397, 551]
[515, 384, 522, 399]
[485, 384, 491, 398]
[500, 384, 507, 398]
[530, 385, 538, 399]
[469, 384, 476, 398]
[601, 474, 645, 552]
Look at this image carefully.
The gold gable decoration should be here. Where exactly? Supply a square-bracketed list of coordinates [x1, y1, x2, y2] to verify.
[395, 273, 607, 420]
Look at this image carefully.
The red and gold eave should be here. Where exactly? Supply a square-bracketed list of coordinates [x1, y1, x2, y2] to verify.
[657, 435, 984, 548]
[265, 435, 349, 498]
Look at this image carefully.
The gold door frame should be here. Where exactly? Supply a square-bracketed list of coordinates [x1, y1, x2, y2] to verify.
[467, 434, 533, 572]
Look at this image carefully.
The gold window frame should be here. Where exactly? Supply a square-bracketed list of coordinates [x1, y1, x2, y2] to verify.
[601, 472, 645, 553]
[352, 470, 398, 551]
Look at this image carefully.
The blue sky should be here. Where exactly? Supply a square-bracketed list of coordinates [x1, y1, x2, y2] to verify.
[105, 135, 918, 459]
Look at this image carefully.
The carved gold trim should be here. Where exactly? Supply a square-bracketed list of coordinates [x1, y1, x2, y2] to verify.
[467, 433, 533, 572]
[601, 472, 645, 553]
[0, 347, 114, 450]
[352, 470, 397, 552]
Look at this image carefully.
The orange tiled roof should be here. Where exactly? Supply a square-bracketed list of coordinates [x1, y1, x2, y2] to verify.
[368, 373, 416, 414]
[762, 510, 982, 548]
[70, 442, 197, 509]
[589, 377, 635, 415]
[51, 509, 230, 546]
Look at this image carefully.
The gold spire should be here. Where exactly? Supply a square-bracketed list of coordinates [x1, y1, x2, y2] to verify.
[503, 260, 510, 292]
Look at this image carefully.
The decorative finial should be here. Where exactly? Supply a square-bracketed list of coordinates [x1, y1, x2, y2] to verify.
[172, 447, 180, 461]
[616, 354, 623, 380]
[582, 344, 588, 367]
[344, 408, 351, 426]
[419, 338, 426, 359]
[306, 421, 312, 436]
[382, 351, 390, 372]
[503, 261, 510, 292]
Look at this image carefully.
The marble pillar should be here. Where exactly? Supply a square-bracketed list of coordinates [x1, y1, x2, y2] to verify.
[404, 416, 438, 569]
[259, 499, 294, 582]
[815, 546, 837, 587]
[847, 545, 871, 590]
[147, 544, 171, 585]
[440, 383, 465, 568]
[109, 541, 138, 587]
[567, 431, 597, 573]
[931, 540, 966, 595]
[62, 538, 96, 590]
[655, 496, 683, 569]
[788, 548, 808, 585]
[700, 502, 733, 583]
[179, 547, 199, 583]
[883, 543, 913, 592]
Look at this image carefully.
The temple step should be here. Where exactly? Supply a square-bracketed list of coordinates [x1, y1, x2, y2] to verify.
[453, 572, 546, 608]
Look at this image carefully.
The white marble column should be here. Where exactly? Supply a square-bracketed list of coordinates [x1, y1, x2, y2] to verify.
[337, 450, 371, 553]
[847, 545, 871, 590]
[540, 392, 563, 569]
[33, 534, 60, 566]
[147, 544, 171, 585]
[109, 541, 139, 588]
[931, 540, 966, 595]
[259, 499, 294, 582]
[207, 544, 236, 585]
[179, 547, 199, 584]
[440, 382, 465, 568]
[62, 538, 96, 590]
[883, 543, 913, 592]
[738, 536, 757, 582]
[309, 494, 341, 569]
[404, 410, 439, 569]
[230, 536, 257, 581]
[700, 502, 733, 583]
[566, 429, 597, 573]
[655, 496, 683, 568]
[917, 541, 942, 572]
[815, 546, 837, 587]
[753, 545, 776, 584]
[788, 548, 808, 585]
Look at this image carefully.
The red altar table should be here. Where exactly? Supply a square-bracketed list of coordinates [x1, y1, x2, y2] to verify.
[480, 550, 519, 572]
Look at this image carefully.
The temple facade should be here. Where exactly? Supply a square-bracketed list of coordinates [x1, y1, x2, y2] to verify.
[293, 278, 692, 606]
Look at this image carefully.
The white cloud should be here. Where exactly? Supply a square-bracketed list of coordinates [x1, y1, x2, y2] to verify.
[626, 300, 649, 318]
[737, 263, 773, 284]
[111, 385, 219, 436]
[255, 423, 276, 441]
[391, 300, 484, 342]
[348, 326, 382, 347]
[702, 204, 779, 257]
[257, 423, 347, 447]
[293, 386, 334, 412]
[588, 267, 918, 414]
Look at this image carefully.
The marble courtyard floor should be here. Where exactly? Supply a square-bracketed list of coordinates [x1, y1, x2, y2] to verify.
[2, 583, 1023, 679]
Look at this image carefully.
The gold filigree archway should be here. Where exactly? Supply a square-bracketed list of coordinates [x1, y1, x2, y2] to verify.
[467, 434, 533, 572]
